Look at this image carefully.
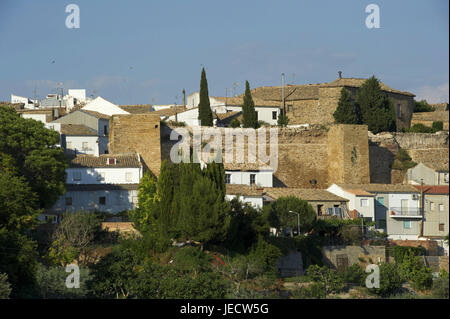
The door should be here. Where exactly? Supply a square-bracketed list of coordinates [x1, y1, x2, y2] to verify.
[401, 199, 408, 215]
[336, 254, 348, 272]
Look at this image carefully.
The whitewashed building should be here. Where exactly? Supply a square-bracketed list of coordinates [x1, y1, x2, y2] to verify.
[224, 162, 273, 188]
[225, 184, 265, 209]
[44, 153, 143, 220]
[60, 124, 107, 156]
[327, 184, 376, 220]
[11, 94, 36, 109]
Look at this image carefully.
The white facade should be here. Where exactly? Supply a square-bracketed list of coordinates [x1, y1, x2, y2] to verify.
[65, 135, 102, 156]
[225, 194, 263, 209]
[168, 108, 218, 127]
[66, 167, 142, 185]
[21, 113, 48, 123]
[82, 96, 130, 116]
[226, 105, 280, 125]
[68, 89, 87, 102]
[11, 94, 35, 109]
[327, 184, 375, 220]
[225, 170, 273, 187]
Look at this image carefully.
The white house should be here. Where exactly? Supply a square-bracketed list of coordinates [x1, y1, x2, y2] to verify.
[167, 107, 218, 127]
[327, 184, 376, 221]
[44, 153, 143, 220]
[407, 162, 449, 186]
[67, 89, 87, 102]
[11, 94, 36, 109]
[60, 124, 106, 156]
[224, 162, 273, 188]
[225, 184, 264, 209]
[82, 96, 130, 116]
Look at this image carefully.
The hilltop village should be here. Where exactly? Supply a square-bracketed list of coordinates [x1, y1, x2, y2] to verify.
[1, 71, 449, 299]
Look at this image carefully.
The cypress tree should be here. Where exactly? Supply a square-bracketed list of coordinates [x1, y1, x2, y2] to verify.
[333, 88, 362, 124]
[242, 81, 258, 128]
[356, 76, 396, 133]
[157, 160, 174, 237]
[198, 68, 213, 126]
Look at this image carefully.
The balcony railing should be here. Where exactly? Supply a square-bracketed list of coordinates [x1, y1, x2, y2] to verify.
[389, 207, 422, 218]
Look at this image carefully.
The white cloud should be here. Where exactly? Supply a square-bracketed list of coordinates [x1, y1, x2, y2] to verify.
[412, 82, 449, 103]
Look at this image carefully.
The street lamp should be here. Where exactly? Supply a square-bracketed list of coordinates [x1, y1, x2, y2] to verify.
[289, 210, 300, 236]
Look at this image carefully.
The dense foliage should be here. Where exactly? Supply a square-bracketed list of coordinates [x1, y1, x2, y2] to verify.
[413, 100, 435, 112]
[333, 88, 361, 124]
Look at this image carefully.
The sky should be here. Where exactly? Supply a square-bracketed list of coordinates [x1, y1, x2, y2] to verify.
[0, 0, 448, 105]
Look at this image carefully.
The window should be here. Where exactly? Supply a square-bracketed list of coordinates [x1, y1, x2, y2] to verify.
[250, 174, 256, 186]
[439, 204, 444, 212]
[439, 223, 445, 232]
[104, 125, 108, 135]
[73, 171, 81, 181]
[272, 111, 277, 120]
[125, 172, 133, 182]
[65, 197, 72, 206]
[66, 141, 73, 149]
[97, 172, 105, 181]
[99, 197, 106, 205]
[225, 174, 231, 184]
[317, 204, 323, 216]
[255, 111, 259, 121]
[403, 221, 411, 229]
[360, 199, 369, 207]
[430, 202, 435, 211]
[82, 141, 88, 150]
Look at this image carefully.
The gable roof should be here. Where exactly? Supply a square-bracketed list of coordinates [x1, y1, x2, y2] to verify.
[61, 124, 98, 136]
[264, 187, 348, 202]
[82, 96, 129, 116]
[324, 78, 415, 96]
[68, 153, 142, 168]
[226, 184, 264, 197]
[212, 96, 282, 108]
[337, 183, 419, 193]
[413, 185, 449, 195]
[119, 105, 153, 114]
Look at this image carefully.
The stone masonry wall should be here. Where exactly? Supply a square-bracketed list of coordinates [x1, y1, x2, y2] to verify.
[109, 114, 161, 176]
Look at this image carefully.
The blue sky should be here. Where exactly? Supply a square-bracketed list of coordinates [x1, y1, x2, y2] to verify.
[0, 0, 448, 105]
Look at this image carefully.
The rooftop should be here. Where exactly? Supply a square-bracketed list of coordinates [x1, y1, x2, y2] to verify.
[68, 153, 142, 168]
[80, 109, 111, 119]
[413, 185, 449, 195]
[264, 187, 348, 202]
[119, 104, 153, 114]
[61, 124, 98, 136]
[66, 184, 140, 191]
[225, 184, 264, 197]
[337, 183, 419, 193]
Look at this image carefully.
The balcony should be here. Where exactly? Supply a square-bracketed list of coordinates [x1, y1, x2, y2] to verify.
[389, 207, 422, 219]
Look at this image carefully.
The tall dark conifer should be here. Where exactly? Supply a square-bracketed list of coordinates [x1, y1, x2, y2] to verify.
[333, 88, 361, 124]
[198, 68, 213, 126]
[242, 81, 258, 128]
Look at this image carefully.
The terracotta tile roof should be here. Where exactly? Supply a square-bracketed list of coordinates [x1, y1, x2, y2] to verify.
[337, 183, 419, 193]
[61, 124, 98, 136]
[324, 78, 415, 96]
[264, 187, 349, 202]
[212, 96, 282, 108]
[413, 185, 449, 195]
[226, 184, 264, 196]
[80, 109, 111, 119]
[151, 106, 187, 117]
[335, 186, 374, 197]
[66, 184, 140, 191]
[119, 105, 153, 114]
[68, 153, 142, 168]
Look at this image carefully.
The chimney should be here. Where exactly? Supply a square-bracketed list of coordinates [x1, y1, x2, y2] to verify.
[338, 71, 342, 79]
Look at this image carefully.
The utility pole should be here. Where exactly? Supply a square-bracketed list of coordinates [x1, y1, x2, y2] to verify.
[419, 179, 424, 238]
[225, 88, 228, 107]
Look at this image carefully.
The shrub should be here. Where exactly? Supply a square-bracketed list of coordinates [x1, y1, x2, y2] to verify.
[368, 262, 403, 297]
[0, 273, 12, 299]
[413, 100, 435, 112]
[230, 118, 240, 128]
[432, 121, 443, 131]
[340, 263, 366, 286]
[432, 277, 449, 299]
[247, 236, 283, 278]
[292, 282, 325, 299]
[306, 265, 345, 296]
[406, 123, 437, 133]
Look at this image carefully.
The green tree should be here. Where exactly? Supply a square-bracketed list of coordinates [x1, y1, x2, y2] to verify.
[129, 171, 159, 233]
[432, 121, 443, 131]
[277, 113, 289, 127]
[269, 196, 317, 236]
[356, 76, 397, 133]
[242, 81, 258, 128]
[333, 88, 361, 124]
[306, 265, 345, 297]
[368, 262, 403, 296]
[230, 118, 240, 128]
[0, 106, 67, 208]
[0, 273, 12, 299]
[414, 100, 435, 112]
[198, 68, 213, 126]
[48, 211, 103, 266]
